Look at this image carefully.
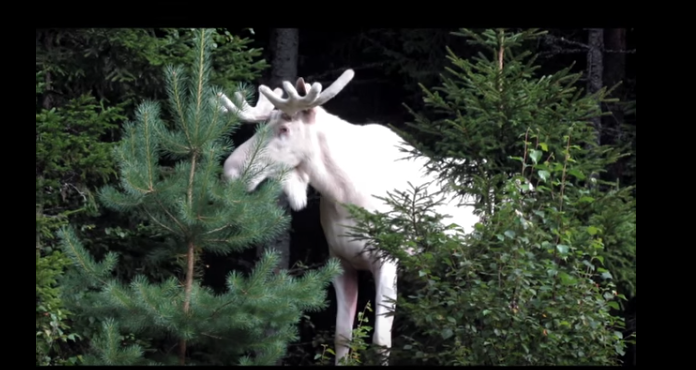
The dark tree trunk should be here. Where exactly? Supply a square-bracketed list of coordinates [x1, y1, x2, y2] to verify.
[267, 29, 300, 89]
[260, 28, 299, 272]
[259, 28, 299, 274]
[259, 28, 299, 365]
[587, 28, 604, 146]
[602, 28, 626, 144]
[602, 28, 627, 181]
[585, 28, 604, 185]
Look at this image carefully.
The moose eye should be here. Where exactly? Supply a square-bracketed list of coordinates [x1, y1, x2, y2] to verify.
[278, 126, 289, 135]
[280, 113, 292, 121]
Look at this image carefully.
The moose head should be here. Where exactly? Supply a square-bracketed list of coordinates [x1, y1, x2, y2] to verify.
[218, 69, 355, 211]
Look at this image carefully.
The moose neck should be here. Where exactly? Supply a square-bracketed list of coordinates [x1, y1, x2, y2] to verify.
[299, 109, 366, 206]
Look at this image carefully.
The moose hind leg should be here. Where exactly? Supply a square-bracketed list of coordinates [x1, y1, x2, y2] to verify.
[372, 259, 398, 365]
[333, 259, 358, 365]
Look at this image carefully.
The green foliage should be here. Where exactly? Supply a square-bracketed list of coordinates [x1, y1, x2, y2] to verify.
[347, 174, 629, 365]
[343, 29, 635, 365]
[36, 83, 124, 213]
[398, 29, 617, 202]
[587, 189, 636, 299]
[57, 29, 340, 365]
[36, 28, 268, 114]
[36, 70, 122, 366]
[317, 301, 374, 365]
[36, 28, 272, 365]
[394, 28, 635, 299]
[36, 250, 83, 366]
[151, 29, 269, 94]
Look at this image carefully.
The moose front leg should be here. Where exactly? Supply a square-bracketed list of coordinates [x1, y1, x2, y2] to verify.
[333, 259, 359, 365]
[372, 259, 398, 365]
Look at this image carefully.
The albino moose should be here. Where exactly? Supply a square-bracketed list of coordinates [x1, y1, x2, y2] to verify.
[217, 69, 480, 365]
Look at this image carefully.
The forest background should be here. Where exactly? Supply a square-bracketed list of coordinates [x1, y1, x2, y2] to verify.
[36, 27, 636, 366]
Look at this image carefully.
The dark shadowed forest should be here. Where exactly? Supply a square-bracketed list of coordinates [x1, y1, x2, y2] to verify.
[36, 28, 635, 366]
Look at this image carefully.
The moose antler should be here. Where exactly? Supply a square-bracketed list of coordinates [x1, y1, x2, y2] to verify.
[258, 69, 355, 116]
[217, 87, 283, 122]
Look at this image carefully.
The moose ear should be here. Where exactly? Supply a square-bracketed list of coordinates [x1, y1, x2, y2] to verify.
[301, 108, 316, 124]
[295, 77, 307, 96]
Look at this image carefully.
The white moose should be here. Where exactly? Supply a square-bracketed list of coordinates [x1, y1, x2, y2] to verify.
[217, 69, 481, 365]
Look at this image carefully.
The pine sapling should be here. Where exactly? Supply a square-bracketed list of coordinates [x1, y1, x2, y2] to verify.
[57, 28, 340, 366]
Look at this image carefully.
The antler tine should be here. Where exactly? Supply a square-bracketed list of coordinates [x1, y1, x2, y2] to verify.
[259, 81, 322, 116]
[217, 87, 282, 123]
[295, 77, 312, 97]
[309, 69, 355, 107]
[257, 69, 355, 115]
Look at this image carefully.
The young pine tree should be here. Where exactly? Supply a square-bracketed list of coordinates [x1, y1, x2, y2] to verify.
[345, 29, 635, 365]
[57, 29, 340, 366]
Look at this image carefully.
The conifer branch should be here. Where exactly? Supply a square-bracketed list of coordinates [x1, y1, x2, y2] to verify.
[58, 228, 108, 286]
[108, 283, 139, 311]
[209, 298, 236, 319]
[194, 28, 206, 142]
[201, 332, 225, 340]
[188, 154, 197, 209]
[202, 224, 233, 236]
[143, 110, 154, 191]
[142, 207, 178, 235]
[170, 68, 191, 147]
[195, 147, 217, 217]
[153, 197, 186, 234]
[123, 176, 152, 195]
[134, 280, 160, 315]
[128, 124, 137, 160]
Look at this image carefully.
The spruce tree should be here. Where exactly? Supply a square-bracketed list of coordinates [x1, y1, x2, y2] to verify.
[57, 28, 340, 366]
[345, 28, 635, 365]
[397, 29, 636, 297]
[399, 29, 624, 209]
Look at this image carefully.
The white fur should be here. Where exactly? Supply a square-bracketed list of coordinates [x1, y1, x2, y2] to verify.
[220, 71, 480, 365]
[282, 168, 311, 211]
